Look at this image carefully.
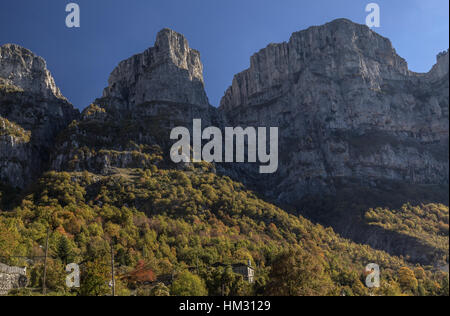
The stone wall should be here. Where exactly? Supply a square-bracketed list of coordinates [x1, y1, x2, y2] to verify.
[0, 263, 27, 295]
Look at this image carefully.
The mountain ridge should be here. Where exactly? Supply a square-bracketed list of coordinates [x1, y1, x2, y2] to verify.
[216, 19, 449, 263]
[0, 20, 448, 295]
[0, 43, 79, 188]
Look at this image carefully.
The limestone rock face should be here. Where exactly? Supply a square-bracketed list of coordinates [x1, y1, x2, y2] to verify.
[221, 19, 411, 111]
[0, 117, 37, 188]
[218, 19, 449, 262]
[429, 49, 449, 80]
[220, 19, 449, 203]
[102, 28, 210, 110]
[0, 44, 79, 188]
[0, 44, 64, 100]
[51, 29, 221, 175]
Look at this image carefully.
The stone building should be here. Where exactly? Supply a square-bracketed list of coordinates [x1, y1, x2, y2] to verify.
[231, 261, 255, 284]
[212, 260, 255, 283]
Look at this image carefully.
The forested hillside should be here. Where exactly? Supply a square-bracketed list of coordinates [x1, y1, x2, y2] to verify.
[0, 167, 448, 296]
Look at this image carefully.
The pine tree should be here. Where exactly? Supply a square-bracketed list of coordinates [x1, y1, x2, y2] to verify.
[57, 236, 72, 264]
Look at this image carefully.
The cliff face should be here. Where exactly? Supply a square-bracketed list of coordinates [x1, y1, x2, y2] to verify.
[0, 117, 36, 188]
[102, 28, 210, 110]
[3, 21, 448, 196]
[218, 19, 449, 263]
[429, 49, 449, 80]
[220, 19, 449, 202]
[0, 44, 65, 100]
[0, 44, 78, 188]
[51, 29, 222, 174]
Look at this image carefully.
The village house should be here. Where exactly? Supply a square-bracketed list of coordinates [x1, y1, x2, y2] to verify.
[212, 260, 255, 283]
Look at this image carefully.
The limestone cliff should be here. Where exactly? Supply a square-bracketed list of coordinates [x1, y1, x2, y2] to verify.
[0, 44, 78, 188]
[51, 29, 221, 174]
[102, 28, 209, 111]
[219, 19, 449, 263]
[0, 44, 65, 100]
[220, 19, 449, 200]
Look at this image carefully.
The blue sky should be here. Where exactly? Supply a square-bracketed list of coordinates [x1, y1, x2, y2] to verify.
[1, 0, 448, 109]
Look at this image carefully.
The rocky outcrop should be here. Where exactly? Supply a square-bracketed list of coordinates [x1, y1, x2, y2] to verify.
[0, 117, 37, 188]
[51, 29, 222, 174]
[0, 44, 65, 100]
[50, 21, 448, 206]
[0, 44, 79, 188]
[428, 49, 449, 80]
[102, 28, 209, 111]
[220, 19, 449, 202]
[218, 19, 449, 263]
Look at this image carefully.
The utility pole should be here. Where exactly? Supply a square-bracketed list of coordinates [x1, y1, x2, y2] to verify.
[110, 243, 115, 297]
[196, 255, 199, 275]
[42, 226, 50, 295]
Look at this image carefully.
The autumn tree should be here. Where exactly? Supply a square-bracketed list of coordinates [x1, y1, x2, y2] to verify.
[150, 283, 170, 296]
[203, 266, 251, 296]
[0, 218, 23, 265]
[398, 267, 418, 293]
[171, 271, 208, 296]
[265, 249, 334, 296]
[79, 259, 110, 296]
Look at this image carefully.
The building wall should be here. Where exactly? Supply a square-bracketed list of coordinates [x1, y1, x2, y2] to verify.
[232, 265, 255, 283]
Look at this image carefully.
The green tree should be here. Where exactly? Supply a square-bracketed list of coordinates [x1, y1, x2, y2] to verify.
[171, 271, 208, 296]
[44, 260, 67, 293]
[265, 249, 334, 296]
[204, 266, 250, 296]
[398, 267, 418, 293]
[56, 235, 72, 264]
[150, 283, 171, 296]
[79, 259, 110, 296]
[440, 275, 449, 296]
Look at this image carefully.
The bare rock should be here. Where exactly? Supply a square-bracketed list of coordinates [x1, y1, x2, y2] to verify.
[102, 28, 210, 109]
[220, 19, 449, 203]
[0, 44, 65, 100]
[0, 45, 79, 188]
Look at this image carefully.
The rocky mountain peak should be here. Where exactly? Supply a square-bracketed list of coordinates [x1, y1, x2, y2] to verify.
[429, 49, 449, 79]
[216, 20, 448, 260]
[219, 18, 448, 206]
[220, 19, 410, 111]
[154, 28, 204, 82]
[0, 44, 65, 100]
[0, 45, 78, 189]
[102, 28, 209, 109]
